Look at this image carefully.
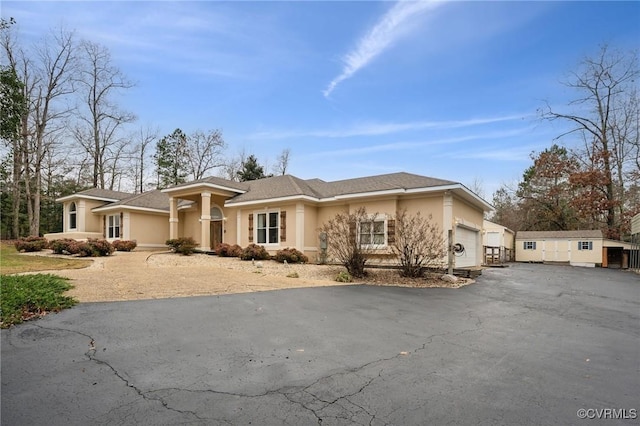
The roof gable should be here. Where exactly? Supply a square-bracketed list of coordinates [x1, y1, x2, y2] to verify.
[57, 188, 135, 203]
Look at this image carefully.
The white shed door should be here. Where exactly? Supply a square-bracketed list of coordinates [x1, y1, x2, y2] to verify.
[455, 226, 478, 268]
[487, 231, 500, 247]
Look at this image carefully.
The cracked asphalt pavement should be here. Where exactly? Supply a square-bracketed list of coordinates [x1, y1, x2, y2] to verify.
[2, 263, 639, 425]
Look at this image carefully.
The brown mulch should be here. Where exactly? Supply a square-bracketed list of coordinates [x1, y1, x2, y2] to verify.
[18, 250, 474, 302]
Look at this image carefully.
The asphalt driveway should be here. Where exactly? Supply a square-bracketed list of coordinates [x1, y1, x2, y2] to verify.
[2, 263, 639, 425]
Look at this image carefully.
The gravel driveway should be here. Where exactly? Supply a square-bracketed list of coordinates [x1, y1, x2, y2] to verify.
[50, 251, 346, 302]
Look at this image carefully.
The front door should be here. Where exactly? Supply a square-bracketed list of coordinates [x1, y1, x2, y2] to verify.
[211, 221, 223, 249]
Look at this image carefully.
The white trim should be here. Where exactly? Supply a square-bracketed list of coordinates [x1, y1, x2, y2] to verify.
[226, 194, 318, 207]
[303, 246, 318, 252]
[57, 194, 122, 203]
[358, 214, 388, 250]
[161, 182, 246, 194]
[92, 205, 169, 214]
[254, 209, 280, 246]
[68, 201, 78, 231]
[106, 213, 122, 240]
[223, 183, 493, 212]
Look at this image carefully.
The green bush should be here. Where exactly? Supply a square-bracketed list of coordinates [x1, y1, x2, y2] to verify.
[215, 243, 243, 257]
[335, 271, 353, 283]
[1, 274, 77, 328]
[112, 240, 137, 252]
[14, 236, 48, 252]
[166, 237, 197, 256]
[240, 243, 270, 261]
[274, 247, 308, 264]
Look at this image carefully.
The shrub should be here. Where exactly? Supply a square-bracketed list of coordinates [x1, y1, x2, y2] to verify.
[166, 237, 197, 256]
[392, 209, 446, 278]
[240, 243, 270, 261]
[14, 236, 48, 253]
[215, 243, 243, 257]
[74, 239, 114, 257]
[335, 271, 352, 283]
[113, 240, 137, 252]
[49, 239, 79, 255]
[274, 247, 308, 264]
[319, 207, 372, 278]
[286, 272, 299, 278]
[1, 274, 77, 328]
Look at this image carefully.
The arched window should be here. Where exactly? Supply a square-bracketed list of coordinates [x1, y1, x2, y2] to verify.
[210, 206, 223, 221]
[69, 202, 77, 230]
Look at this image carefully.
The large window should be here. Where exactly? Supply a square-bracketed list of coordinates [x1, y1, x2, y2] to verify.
[108, 214, 120, 239]
[523, 241, 536, 250]
[359, 218, 386, 247]
[69, 202, 77, 230]
[578, 241, 593, 250]
[257, 212, 278, 244]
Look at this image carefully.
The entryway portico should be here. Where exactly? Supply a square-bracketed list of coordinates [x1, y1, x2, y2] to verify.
[162, 178, 248, 252]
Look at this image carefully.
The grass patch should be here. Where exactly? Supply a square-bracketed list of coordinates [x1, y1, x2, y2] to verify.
[1, 274, 78, 328]
[1, 241, 91, 275]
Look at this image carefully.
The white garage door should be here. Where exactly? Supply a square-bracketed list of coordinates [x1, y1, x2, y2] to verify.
[455, 226, 478, 268]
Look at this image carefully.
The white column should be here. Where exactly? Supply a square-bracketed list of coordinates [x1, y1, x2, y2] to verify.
[169, 197, 179, 239]
[296, 203, 305, 250]
[443, 192, 454, 270]
[200, 192, 211, 251]
[123, 212, 131, 240]
[78, 200, 86, 232]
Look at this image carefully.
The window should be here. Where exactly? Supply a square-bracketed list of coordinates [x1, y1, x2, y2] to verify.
[257, 212, 278, 244]
[359, 218, 386, 247]
[523, 241, 536, 250]
[69, 202, 77, 230]
[108, 214, 120, 239]
[578, 241, 593, 250]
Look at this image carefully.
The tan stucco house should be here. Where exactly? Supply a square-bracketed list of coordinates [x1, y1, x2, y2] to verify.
[516, 230, 634, 268]
[45, 172, 492, 267]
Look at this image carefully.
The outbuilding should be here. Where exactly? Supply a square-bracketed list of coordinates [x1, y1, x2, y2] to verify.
[516, 230, 634, 268]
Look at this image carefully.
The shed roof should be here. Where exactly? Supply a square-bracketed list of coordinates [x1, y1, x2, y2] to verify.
[516, 230, 603, 239]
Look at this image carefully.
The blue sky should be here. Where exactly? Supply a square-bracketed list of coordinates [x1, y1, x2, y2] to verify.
[4, 1, 639, 198]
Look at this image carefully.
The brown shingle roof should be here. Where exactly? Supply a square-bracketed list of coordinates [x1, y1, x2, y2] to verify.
[225, 172, 457, 204]
[72, 188, 134, 201]
[516, 230, 603, 239]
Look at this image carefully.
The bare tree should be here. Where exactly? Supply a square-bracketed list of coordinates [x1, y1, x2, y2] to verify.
[273, 148, 291, 176]
[131, 125, 158, 193]
[540, 45, 639, 238]
[467, 176, 486, 200]
[2, 24, 77, 236]
[319, 207, 374, 278]
[75, 39, 135, 189]
[185, 129, 226, 180]
[392, 209, 446, 277]
[218, 148, 246, 182]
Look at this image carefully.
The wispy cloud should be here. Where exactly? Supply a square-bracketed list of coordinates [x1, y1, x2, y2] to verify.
[302, 127, 532, 160]
[249, 114, 531, 140]
[323, 0, 441, 98]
